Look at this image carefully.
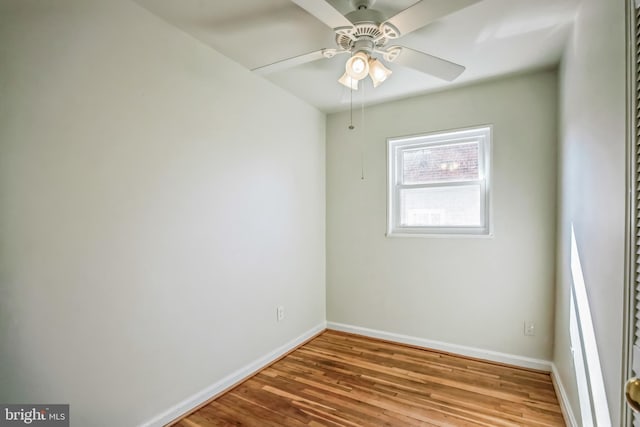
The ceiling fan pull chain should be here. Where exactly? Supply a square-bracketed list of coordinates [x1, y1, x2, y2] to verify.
[360, 82, 365, 180]
[349, 85, 355, 130]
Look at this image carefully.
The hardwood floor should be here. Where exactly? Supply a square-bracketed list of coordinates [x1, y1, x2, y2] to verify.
[172, 330, 565, 426]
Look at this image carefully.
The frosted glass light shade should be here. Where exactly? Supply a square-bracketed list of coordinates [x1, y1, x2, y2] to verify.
[345, 52, 370, 80]
[338, 72, 358, 90]
[368, 58, 392, 87]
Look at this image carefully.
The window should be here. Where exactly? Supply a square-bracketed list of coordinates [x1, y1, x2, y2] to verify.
[387, 125, 491, 236]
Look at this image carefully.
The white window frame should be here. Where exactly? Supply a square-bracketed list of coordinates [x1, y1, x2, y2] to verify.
[386, 125, 492, 237]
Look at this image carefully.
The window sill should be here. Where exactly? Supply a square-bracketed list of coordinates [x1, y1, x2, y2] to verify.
[385, 231, 494, 239]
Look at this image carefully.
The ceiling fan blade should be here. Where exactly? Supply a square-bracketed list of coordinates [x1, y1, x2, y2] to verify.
[289, 0, 353, 29]
[252, 50, 326, 75]
[385, 0, 479, 37]
[392, 46, 465, 81]
[252, 49, 348, 75]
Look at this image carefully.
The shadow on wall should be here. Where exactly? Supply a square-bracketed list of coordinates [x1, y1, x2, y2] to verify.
[569, 224, 611, 426]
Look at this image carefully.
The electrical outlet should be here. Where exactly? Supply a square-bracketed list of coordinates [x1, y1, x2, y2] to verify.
[524, 321, 535, 336]
[277, 306, 285, 322]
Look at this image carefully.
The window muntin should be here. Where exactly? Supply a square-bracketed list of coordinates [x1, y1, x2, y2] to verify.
[387, 126, 491, 236]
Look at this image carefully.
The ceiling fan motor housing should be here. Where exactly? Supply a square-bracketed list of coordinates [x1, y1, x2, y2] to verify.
[337, 8, 388, 51]
[336, 5, 403, 55]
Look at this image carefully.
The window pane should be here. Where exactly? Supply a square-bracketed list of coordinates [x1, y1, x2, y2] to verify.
[399, 185, 481, 227]
[402, 142, 479, 185]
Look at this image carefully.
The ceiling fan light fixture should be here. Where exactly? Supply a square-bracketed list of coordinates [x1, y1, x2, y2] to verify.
[345, 51, 370, 80]
[338, 72, 359, 90]
[368, 58, 392, 87]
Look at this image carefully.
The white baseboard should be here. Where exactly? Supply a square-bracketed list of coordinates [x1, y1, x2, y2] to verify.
[327, 321, 552, 372]
[551, 363, 579, 427]
[138, 322, 327, 427]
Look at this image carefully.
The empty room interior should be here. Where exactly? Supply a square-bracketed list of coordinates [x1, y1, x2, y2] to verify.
[0, 0, 634, 426]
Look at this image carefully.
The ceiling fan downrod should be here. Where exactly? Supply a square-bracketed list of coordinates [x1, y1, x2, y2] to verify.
[351, 0, 375, 10]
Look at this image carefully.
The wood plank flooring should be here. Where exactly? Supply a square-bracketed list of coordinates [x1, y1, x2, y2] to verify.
[172, 330, 565, 426]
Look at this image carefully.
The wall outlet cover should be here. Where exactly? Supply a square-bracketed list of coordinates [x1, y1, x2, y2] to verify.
[524, 321, 535, 336]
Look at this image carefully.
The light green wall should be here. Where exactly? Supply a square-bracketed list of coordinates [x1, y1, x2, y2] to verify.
[326, 70, 558, 360]
[554, 0, 628, 424]
[0, 1, 326, 425]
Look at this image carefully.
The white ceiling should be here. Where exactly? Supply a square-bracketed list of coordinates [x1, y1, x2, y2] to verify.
[134, 0, 580, 113]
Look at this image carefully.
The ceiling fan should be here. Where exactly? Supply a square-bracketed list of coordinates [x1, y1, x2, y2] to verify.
[252, 0, 480, 90]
